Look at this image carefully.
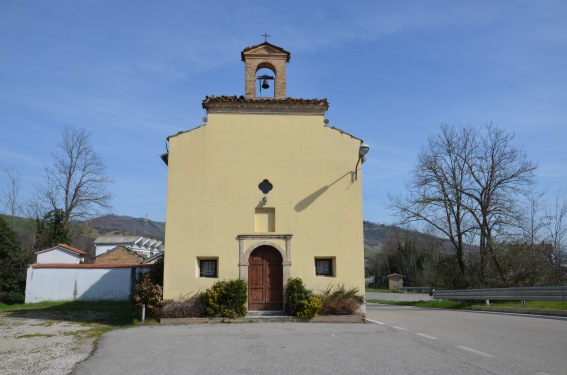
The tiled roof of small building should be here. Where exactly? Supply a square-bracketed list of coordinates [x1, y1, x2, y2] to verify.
[96, 245, 146, 258]
[94, 235, 141, 244]
[57, 244, 88, 255]
[387, 273, 405, 278]
[94, 235, 164, 251]
[142, 252, 164, 264]
[95, 246, 146, 264]
[34, 243, 88, 256]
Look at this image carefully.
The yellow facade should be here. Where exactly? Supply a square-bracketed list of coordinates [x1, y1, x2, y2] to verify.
[162, 42, 367, 307]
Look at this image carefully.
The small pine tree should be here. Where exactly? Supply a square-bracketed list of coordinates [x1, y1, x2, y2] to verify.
[35, 208, 71, 250]
[0, 217, 32, 302]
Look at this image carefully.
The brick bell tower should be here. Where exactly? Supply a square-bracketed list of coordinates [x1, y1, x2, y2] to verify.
[241, 41, 291, 99]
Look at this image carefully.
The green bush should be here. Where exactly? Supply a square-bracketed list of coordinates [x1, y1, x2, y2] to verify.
[284, 277, 321, 318]
[319, 284, 364, 315]
[133, 273, 163, 321]
[203, 279, 247, 318]
[297, 294, 322, 318]
[284, 277, 310, 315]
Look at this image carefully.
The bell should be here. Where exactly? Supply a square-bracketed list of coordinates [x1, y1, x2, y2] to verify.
[262, 79, 270, 89]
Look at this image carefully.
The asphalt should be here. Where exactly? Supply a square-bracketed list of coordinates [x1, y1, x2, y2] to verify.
[72, 322, 507, 375]
[70, 293, 566, 375]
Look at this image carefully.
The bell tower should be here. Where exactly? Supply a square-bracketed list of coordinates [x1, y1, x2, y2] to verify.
[241, 41, 291, 99]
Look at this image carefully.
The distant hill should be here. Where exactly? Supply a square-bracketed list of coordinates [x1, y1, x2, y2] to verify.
[88, 217, 399, 252]
[364, 221, 400, 247]
[2, 213, 401, 253]
[86, 215, 165, 241]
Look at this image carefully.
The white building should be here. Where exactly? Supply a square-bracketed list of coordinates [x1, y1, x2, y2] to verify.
[34, 244, 87, 264]
[94, 235, 164, 257]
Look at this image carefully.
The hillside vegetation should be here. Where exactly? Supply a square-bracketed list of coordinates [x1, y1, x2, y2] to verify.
[0, 213, 166, 255]
[87, 215, 165, 240]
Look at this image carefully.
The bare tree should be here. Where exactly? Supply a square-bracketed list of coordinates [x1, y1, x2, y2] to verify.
[546, 191, 567, 284]
[388, 124, 476, 284]
[38, 126, 113, 228]
[515, 188, 550, 284]
[462, 124, 537, 284]
[1, 166, 22, 229]
[389, 123, 537, 287]
[520, 188, 547, 250]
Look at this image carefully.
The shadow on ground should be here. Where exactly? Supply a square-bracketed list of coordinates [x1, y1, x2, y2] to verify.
[3, 301, 135, 326]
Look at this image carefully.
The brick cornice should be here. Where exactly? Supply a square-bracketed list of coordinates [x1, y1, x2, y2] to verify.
[203, 96, 329, 115]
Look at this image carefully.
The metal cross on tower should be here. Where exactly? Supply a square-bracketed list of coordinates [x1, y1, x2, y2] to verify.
[261, 32, 271, 42]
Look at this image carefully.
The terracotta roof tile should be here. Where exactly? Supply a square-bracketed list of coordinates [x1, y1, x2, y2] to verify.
[387, 273, 405, 278]
[56, 243, 88, 255]
[35, 244, 88, 255]
[202, 95, 328, 107]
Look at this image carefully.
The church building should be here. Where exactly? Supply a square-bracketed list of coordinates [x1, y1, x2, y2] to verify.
[162, 40, 369, 311]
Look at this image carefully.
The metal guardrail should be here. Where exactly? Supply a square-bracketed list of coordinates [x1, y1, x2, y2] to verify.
[431, 286, 567, 307]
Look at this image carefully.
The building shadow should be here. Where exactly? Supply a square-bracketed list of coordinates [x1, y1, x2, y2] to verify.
[294, 171, 354, 212]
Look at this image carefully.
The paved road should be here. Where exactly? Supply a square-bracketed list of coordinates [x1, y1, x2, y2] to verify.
[366, 303, 567, 375]
[72, 306, 567, 375]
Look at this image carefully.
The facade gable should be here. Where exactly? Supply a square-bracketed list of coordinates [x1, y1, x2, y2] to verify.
[95, 246, 145, 264]
[162, 41, 368, 311]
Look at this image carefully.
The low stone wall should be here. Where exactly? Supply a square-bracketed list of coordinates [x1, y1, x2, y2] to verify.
[160, 314, 365, 324]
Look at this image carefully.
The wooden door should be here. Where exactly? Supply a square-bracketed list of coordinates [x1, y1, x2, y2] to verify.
[248, 246, 283, 311]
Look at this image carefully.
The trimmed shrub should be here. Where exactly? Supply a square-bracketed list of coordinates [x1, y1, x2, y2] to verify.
[284, 277, 321, 318]
[162, 293, 206, 318]
[297, 294, 322, 318]
[318, 284, 364, 315]
[284, 277, 311, 316]
[203, 279, 247, 318]
[133, 273, 163, 321]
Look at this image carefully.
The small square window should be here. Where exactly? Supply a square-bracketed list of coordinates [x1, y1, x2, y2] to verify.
[199, 259, 218, 278]
[315, 258, 334, 277]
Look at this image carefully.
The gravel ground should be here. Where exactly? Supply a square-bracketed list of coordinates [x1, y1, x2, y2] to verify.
[0, 311, 96, 375]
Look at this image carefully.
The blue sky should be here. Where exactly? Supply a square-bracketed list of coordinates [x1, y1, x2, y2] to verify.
[1, 0, 566, 224]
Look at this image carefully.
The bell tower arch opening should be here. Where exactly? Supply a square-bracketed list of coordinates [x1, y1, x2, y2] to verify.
[242, 41, 290, 99]
[256, 63, 276, 98]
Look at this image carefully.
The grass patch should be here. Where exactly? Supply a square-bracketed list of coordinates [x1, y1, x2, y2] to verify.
[16, 333, 56, 339]
[1, 301, 139, 350]
[480, 301, 567, 310]
[1, 301, 135, 326]
[368, 299, 567, 311]
[368, 299, 473, 309]
[365, 288, 405, 293]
